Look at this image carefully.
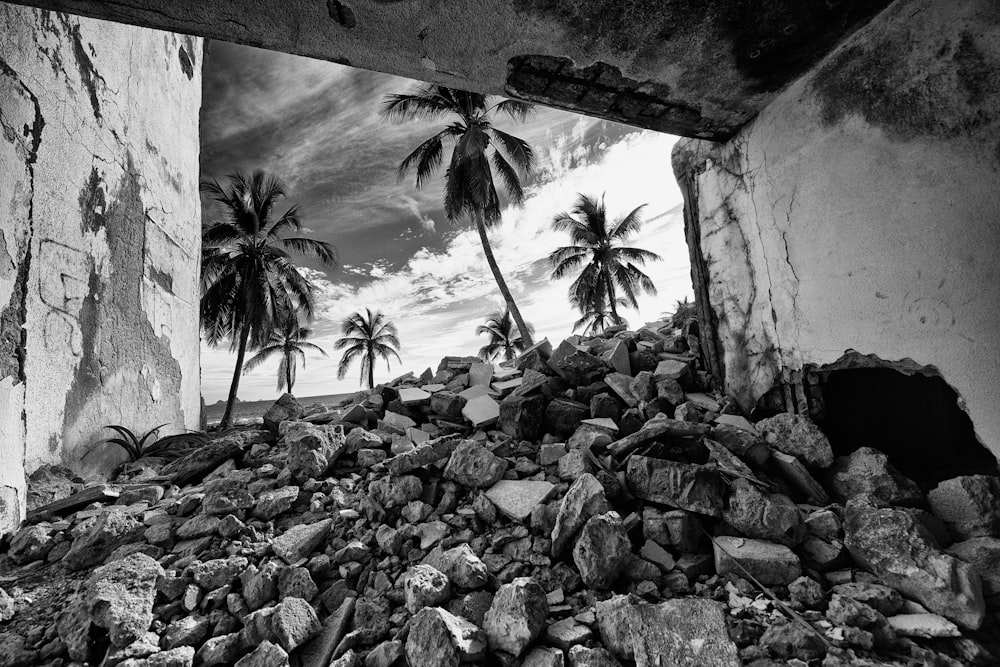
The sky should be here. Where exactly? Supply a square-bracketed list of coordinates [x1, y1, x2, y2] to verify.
[199, 40, 693, 402]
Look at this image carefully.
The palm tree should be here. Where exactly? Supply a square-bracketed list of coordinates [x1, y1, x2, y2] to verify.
[573, 295, 629, 336]
[380, 84, 536, 347]
[201, 171, 337, 428]
[335, 309, 402, 389]
[549, 193, 662, 323]
[476, 308, 534, 362]
[242, 313, 327, 394]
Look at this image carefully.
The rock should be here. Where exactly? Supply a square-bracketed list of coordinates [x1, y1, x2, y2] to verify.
[756, 413, 833, 468]
[788, 576, 824, 610]
[278, 566, 318, 601]
[253, 485, 300, 520]
[381, 410, 417, 433]
[272, 518, 333, 564]
[499, 394, 545, 441]
[758, 620, 826, 661]
[270, 597, 322, 652]
[828, 447, 922, 506]
[483, 577, 548, 656]
[539, 442, 567, 465]
[557, 449, 594, 481]
[709, 423, 769, 466]
[723, 478, 805, 546]
[568, 646, 621, 667]
[639, 539, 675, 571]
[175, 514, 221, 539]
[844, 495, 985, 629]
[430, 391, 464, 420]
[548, 341, 608, 385]
[345, 427, 382, 453]
[386, 436, 462, 475]
[299, 597, 354, 667]
[462, 395, 500, 428]
[523, 646, 566, 667]
[404, 564, 452, 613]
[63, 510, 144, 570]
[365, 640, 405, 667]
[424, 544, 489, 589]
[573, 512, 631, 589]
[191, 555, 248, 589]
[545, 617, 593, 651]
[769, 451, 829, 503]
[405, 607, 486, 667]
[831, 582, 904, 616]
[485, 480, 556, 522]
[443, 440, 508, 488]
[234, 640, 289, 667]
[399, 387, 432, 406]
[545, 398, 589, 438]
[946, 536, 1000, 596]
[469, 362, 494, 386]
[58, 553, 164, 660]
[712, 536, 802, 586]
[196, 633, 243, 666]
[264, 393, 302, 433]
[8, 524, 54, 564]
[161, 615, 212, 650]
[642, 507, 702, 552]
[595, 595, 739, 666]
[241, 562, 280, 610]
[887, 613, 961, 638]
[369, 475, 424, 509]
[604, 372, 638, 407]
[284, 423, 346, 483]
[626, 456, 725, 517]
[928, 475, 1000, 540]
[551, 473, 609, 557]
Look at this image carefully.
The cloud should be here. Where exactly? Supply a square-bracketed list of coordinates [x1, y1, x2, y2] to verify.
[202, 130, 692, 402]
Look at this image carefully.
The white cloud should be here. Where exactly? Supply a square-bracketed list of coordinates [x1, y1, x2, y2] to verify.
[202, 131, 692, 402]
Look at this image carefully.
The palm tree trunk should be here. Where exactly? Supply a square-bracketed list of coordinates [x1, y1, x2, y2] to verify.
[602, 269, 620, 322]
[220, 323, 251, 429]
[474, 210, 534, 347]
[285, 351, 294, 394]
[367, 343, 375, 390]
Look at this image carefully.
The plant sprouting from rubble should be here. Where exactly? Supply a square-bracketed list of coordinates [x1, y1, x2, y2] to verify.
[549, 193, 661, 326]
[665, 296, 697, 330]
[476, 307, 534, 362]
[381, 84, 536, 348]
[82, 425, 210, 464]
[335, 308, 402, 389]
[200, 170, 338, 428]
[243, 311, 328, 394]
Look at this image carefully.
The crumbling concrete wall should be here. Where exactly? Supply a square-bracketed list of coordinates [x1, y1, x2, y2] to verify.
[0, 4, 202, 531]
[673, 0, 1000, 458]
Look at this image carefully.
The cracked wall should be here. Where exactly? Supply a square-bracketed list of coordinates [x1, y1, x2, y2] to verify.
[0, 3, 202, 531]
[673, 0, 1000, 459]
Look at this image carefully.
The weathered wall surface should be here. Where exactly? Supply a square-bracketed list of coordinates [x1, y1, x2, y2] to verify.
[0, 3, 202, 530]
[674, 0, 1000, 457]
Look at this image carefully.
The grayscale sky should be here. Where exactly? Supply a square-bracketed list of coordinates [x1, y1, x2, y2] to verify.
[199, 40, 692, 402]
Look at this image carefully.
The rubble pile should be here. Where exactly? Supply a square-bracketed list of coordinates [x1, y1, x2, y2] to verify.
[2, 322, 999, 667]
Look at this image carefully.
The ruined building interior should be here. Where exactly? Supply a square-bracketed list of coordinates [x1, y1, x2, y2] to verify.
[0, 0, 999, 662]
[2, 0, 997, 531]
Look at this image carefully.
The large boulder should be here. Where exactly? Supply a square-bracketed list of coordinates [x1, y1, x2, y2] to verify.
[723, 479, 805, 547]
[499, 394, 546, 441]
[573, 512, 632, 589]
[64, 510, 144, 570]
[483, 578, 549, 656]
[551, 473, 609, 557]
[58, 553, 164, 661]
[844, 495, 985, 629]
[405, 607, 486, 667]
[443, 441, 508, 488]
[626, 456, 725, 517]
[595, 595, 739, 666]
[756, 413, 833, 468]
[264, 393, 303, 433]
[828, 447, 922, 506]
[545, 398, 589, 438]
[928, 475, 1000, 540]
[282, 422, 346, 483]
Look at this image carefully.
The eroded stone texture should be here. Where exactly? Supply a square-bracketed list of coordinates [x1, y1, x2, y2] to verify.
[0, 4, 202, 530]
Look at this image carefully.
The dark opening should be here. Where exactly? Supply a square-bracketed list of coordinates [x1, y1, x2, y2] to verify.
[818, 368, 998, 491]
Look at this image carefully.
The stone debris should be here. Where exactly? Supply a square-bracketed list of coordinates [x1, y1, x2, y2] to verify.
[3, 319, 999, 667]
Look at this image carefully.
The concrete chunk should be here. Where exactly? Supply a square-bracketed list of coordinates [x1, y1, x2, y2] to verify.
[485, 480, 556, 522]
[712, 536, 802, 586]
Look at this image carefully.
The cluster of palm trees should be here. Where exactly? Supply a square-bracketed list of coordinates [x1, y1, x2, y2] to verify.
[201, 83, 662, 426]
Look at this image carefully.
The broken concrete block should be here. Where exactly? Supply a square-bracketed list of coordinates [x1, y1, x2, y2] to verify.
[723, 478, 806, 546]
[485, 480, 556, 522]
[443, 440, 508, 488]
[499, 394, 545, 441]
[712, 536, 802, 586]
[928, 475, 1000, 540]
[405, 607, 486, 665]
[626, 456, 725, 517]
[844, 495, 985, 629]
[829, 447, 922, 506]
[887, 613, 961, 638]
[469, 362, 494, 387]
[551, 473, 610, 557]
[483, 577, 548, 656]
[756, 413, 833, 468]
[770, 451, 829, 504]
[573, 512, 631, 590]
[946, 537, 1000, 597]
[398, 387, 431, 406]
[461, 395, 499, 428]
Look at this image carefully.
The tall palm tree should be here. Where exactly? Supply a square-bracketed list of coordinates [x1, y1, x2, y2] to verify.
[476, 308, 534, 362]
[335, 309, 402, 389]
[549, 193, 662, 323]
[380, 84, 536, 347]
[242, 313, 327, 394]
[201, 171, 337, 428]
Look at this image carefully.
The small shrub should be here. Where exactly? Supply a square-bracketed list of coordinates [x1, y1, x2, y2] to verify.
[83, 424, 209, 463]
